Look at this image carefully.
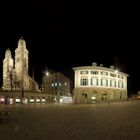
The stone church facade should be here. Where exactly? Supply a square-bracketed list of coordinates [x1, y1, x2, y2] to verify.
[2, 37, 39, 92]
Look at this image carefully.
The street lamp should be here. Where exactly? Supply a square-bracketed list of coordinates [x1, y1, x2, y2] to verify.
[46, 71, 49, 76]
[115, 69, 118, 74]
[44, 71, 49, 92]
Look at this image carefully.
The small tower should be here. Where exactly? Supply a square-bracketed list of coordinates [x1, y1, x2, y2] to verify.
[3, 48, 14, 90]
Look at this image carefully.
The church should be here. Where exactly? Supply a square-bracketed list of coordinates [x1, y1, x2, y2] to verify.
[2, 37, 39, 92]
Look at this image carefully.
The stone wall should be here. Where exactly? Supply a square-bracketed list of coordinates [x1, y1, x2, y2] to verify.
[74, 87, 127, 103]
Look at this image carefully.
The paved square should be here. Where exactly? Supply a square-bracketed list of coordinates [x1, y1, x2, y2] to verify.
[0, 101, 140, 140]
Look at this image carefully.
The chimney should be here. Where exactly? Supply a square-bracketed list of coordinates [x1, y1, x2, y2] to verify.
[100, 64, 103, 67]
[92, 62, 97, 66]
[110, 65, 115, 69]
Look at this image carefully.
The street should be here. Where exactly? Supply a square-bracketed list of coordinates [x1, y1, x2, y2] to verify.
[0, 101, 140, 140]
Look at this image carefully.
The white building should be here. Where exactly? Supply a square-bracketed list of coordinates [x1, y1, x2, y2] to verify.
[2, 37, 39, 92]
[73, 63, 128, 103]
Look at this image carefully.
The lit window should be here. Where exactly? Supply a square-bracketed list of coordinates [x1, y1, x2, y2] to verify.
[91, 96, 96, 100]
[42, 97, 45, 103]
[30, 97, 34, 103]
[36, 97, 40, 103]
[15, 98, 20, 103]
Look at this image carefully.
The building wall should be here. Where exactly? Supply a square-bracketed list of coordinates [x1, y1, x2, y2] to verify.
[74, 87, 127, 103]
[0, 90, 55, 104]
[43, 72, 70, 95]
[73, 64, 128, 103]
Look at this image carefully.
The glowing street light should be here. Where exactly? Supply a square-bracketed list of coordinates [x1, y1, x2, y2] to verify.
[46, 71, 49, 76]
[44, 71, 49, 92]
[115, 69, 118, 74]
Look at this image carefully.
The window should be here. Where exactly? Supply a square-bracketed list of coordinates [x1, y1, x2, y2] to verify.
[96, 78, 99, 85]
[91, 78, 97, 86]
[103, 79, 106, 86]
[110, 73, 116, 77]
[118, 81, 123, 88]
[80, 71, 88, 75]
[91, 71, 99, 75]
[114, 81, 116, 87]
[101, 71, 108, 76]
[118, 75, 124, 79]
[101, 79, 103, 86]
[110, 80, 112, 87]
[122, 82, 124, 88]
[80, 78, 88, 86]
[101, 79, 107, 86]
[106, 80, 108, 86]
[55, 83, 57, 86]
[112, 80, 115, 87]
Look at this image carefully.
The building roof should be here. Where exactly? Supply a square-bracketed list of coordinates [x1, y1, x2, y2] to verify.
[72, 66, 129, 77]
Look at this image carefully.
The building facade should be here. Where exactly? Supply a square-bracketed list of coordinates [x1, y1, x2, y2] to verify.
[2, 37, 39, 92]
[73, 63, 128, 103]
[42, 72, 70, 96]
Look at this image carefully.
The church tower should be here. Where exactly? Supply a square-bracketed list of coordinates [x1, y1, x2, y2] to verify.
[3, 48, 14, 90]
[15, 37, 29, 82]
[2, 37, 39, 92]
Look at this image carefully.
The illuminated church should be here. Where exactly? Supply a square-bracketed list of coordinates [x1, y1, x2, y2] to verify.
[2, 37, 39, 91]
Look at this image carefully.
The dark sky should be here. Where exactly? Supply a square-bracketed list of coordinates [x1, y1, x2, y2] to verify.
[0, 1, 139, 94]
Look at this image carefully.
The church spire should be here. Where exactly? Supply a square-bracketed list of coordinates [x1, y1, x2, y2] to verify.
[20, 36, 24, 40]
[18, 36, 26, 49]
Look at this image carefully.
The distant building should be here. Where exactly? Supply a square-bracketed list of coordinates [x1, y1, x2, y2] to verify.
[42, 72, 70, 96]
[2, 37, 39, 91]
[73, 63, 129, 103]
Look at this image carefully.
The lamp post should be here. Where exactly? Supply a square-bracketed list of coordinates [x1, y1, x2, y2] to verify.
[45, 71, 49, 92]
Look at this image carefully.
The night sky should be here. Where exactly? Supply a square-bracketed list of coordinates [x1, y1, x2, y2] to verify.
[0, 1, 139, 94]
